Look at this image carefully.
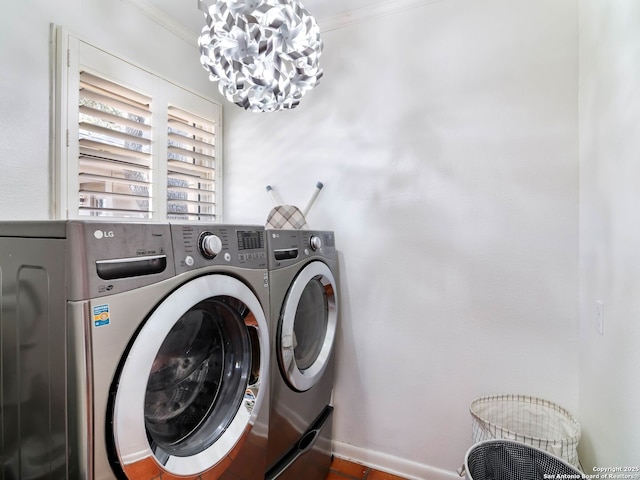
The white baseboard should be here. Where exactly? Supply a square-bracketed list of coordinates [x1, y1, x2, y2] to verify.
[332, 440, 461, 480]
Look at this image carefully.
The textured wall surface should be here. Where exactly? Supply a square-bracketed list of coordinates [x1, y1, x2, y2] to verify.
[224, 0, 580, 475]
[579, 0, 640, 473]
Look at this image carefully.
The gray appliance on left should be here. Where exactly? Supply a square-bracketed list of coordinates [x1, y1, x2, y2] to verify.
[0, 221, 270, 480]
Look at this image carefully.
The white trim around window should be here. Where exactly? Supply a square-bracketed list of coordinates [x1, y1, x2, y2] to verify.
[52, 26, 223, 222]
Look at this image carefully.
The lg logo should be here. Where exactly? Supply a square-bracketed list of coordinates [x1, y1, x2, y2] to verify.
[94, 230, 115, 239]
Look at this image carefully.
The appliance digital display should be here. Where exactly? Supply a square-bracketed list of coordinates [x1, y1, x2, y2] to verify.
[237, 230, 264, 250]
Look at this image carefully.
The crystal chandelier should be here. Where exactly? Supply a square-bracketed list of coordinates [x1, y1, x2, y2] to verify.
[198, 0, 324, 113]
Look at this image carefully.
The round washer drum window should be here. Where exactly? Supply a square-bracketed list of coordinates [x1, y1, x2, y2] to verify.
[110, 274, 269, 478]
[144, 297, 250, 458]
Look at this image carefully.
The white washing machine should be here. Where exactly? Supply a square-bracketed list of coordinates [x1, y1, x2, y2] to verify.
[265, 230, 339, 480]
[0, 221, 270, 480]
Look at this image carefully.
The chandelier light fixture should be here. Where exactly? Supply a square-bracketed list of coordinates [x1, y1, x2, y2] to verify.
[198, 0, 324, 113]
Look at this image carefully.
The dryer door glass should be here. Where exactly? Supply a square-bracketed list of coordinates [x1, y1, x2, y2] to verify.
[279, 261, 338, 392]
[293, 279, 328, 370]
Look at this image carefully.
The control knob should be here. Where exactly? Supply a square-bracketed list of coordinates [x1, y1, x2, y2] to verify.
[198, 232, 223, 259]
[309, 235, 322, 251]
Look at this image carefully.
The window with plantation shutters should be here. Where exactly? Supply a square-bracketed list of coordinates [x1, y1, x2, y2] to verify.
[54, 28, 222, 222]
[167, 107, 216, 221]
[78, 72, 153, 218]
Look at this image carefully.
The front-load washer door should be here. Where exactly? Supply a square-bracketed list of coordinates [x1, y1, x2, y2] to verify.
[109, 274, 269, 479]
[278, 261, 338, 392]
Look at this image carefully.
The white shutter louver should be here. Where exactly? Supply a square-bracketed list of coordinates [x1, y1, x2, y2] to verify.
[78, 71, 153, 218]
[167, 106, 217, 221]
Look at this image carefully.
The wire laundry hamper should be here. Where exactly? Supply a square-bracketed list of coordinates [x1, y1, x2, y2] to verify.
[463, 440, 583, 480]
[470, 395, 581, 469]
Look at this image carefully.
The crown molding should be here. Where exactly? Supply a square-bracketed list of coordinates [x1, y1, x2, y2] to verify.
[124, 0, 444, 47]
[318, 0, 443, 31]
[125, 0, 200, 46]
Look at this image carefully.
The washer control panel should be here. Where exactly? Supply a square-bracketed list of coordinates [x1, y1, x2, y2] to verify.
[171, 224, 267, 273]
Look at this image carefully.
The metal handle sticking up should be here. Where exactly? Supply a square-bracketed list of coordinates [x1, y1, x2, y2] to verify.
[265, 182, 324, 216]
[265, 185, 282, 206]
[302, 182, 324, 217]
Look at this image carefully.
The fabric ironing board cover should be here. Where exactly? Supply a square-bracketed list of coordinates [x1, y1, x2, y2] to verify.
[265, 205, 308, 229]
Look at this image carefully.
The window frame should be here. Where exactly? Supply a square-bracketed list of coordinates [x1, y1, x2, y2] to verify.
[52, 26, 224, 222]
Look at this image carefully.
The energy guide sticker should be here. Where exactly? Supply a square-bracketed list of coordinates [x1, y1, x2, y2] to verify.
[93, 304, 110, 327]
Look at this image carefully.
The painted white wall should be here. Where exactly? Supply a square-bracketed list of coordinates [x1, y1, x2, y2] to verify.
[578, 1, 640, 474]
[0, 0, 221, 220]
[224, 0, 580, 475]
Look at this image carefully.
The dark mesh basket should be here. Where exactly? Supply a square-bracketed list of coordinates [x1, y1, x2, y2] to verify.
[464, 440, 583, 480]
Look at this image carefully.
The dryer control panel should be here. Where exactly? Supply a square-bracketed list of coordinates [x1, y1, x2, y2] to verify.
[267, 229, 337, 270]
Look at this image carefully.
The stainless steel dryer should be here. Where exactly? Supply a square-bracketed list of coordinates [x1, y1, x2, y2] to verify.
[265, 230, 339, 480]
[0, 221, 270, 480]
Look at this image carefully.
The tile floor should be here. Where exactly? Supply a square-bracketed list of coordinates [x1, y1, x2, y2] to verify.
[326, 457, 410, 480]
